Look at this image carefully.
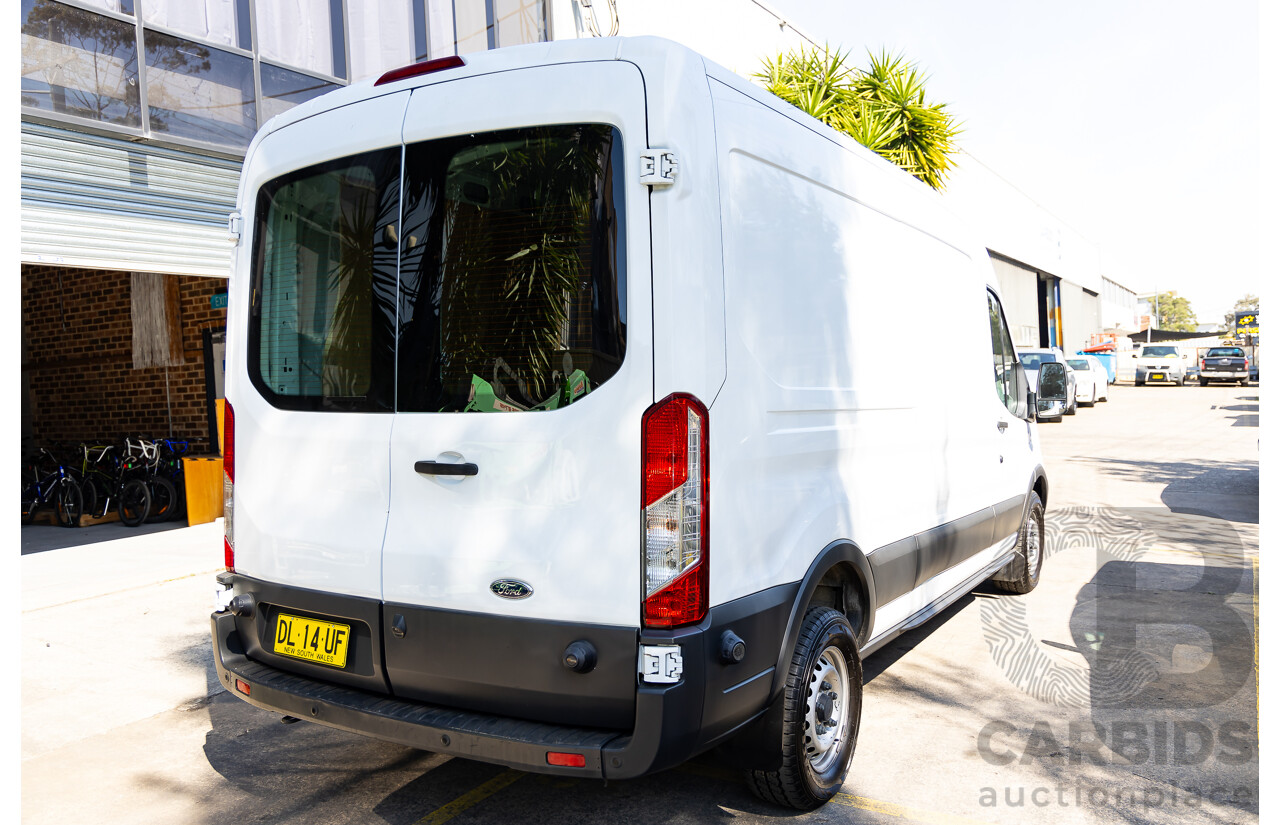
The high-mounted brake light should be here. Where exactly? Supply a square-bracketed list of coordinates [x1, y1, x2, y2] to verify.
[223, 399, 235, 571]
[375, 55, 465, 86]
[641, 394, 709, 629]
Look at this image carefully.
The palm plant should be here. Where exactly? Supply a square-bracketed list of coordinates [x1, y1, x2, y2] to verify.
[756, 47, 961, 191]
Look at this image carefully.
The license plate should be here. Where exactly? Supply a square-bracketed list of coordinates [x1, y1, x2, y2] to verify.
[1151, 373, 1165, 381]
[273, 612, 350, 668]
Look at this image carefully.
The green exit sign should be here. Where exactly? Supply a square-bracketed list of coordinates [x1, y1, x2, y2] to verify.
[211, 292, 228, 309]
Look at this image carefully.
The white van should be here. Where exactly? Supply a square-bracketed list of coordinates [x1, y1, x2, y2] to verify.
[212, 37, 1055, 810]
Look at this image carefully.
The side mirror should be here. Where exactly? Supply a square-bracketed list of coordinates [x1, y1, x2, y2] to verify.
[1038, 362, 1068, 402]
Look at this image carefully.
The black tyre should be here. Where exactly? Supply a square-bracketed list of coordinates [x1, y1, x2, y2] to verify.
[79, 477, 100, 520]
[118, 479, 151, 527]
[1136, 378, 1146, 386]
[146, 476, 179, 523]
[55, 479, 83, 528]
[1241, 378, 1250, 387]
[21, 483, 39, 524]
[992, 491, 1045, 595]
[1199, 378, 1209, 387]
[1065, 394, 1077, 415]
[746, 607, 861, 810]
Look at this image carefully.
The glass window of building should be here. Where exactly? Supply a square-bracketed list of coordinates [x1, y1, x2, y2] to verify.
[139, 0, 242, 49]
[348, 0, 414, 82]
[21, 0, 142, 127]
[260, 62, 339, 124]
[256, 0, 346, 79]
[145, 29, 256, 148]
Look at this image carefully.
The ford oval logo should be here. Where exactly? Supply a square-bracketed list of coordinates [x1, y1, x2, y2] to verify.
[490, 579, 533, 600]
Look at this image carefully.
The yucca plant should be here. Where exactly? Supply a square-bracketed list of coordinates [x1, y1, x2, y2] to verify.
[756, 47, 961, 191]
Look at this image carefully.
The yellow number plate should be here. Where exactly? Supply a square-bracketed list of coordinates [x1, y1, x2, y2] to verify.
[273, 613, 350, 668]
[1151, 373, 1165, 381]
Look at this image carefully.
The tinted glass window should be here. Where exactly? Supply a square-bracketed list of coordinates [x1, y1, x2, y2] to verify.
[987, 292, 1019, 414]
[1066, 359, 1090, 371]
[21, 0, 141, 127]
[397, 125, 625, 413]
[144, 29, 256, 148]
[1141, 346, 1178, 357]
[1206, 347, 1244, 357]
[250, 148, 400, 411]
[1019, 352, 1053, 369]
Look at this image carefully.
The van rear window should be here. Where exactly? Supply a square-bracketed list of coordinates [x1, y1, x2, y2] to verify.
[248, 124, 625, 414]
[396, 124, 626, 412]
[250, 149, 401, 411]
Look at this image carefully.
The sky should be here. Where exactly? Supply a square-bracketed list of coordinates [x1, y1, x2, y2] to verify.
[771, 0, 1262, 325]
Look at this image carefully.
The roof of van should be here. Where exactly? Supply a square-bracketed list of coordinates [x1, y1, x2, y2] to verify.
[249, 36, 994, 287]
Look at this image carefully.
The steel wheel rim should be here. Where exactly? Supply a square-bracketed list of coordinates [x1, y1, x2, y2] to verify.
[804, 645, 850, 773]
[1024, 509, 1041, 577]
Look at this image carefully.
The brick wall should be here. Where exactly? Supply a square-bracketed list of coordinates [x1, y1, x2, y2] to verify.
[21, 264, 227, 454]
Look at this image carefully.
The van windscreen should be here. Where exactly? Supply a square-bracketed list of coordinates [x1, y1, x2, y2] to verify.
[396, 124, 626, 413]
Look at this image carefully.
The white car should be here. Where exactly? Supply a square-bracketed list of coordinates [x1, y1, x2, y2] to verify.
[1066, 355, 1109, 406]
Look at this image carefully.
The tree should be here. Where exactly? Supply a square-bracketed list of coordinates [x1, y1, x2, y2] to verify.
[1224, 294, 1259, 329]
[1151, 291, 1197, 332]
[756, 47, 961, 190]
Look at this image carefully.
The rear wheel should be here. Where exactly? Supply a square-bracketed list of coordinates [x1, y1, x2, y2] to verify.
[1241, 378, 1250, 387]
[992, 491, 1044, 595]
[21, 483, 40, 524]
[118, 480, 151, 527]
[746, 607, 861, 810]
[1200, 378, 1209, 387]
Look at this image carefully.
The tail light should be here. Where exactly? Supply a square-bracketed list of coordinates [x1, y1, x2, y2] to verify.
[223, 399, 235, 571]
[1201, 359, 1206, 370]
[641, 394, 709, 628]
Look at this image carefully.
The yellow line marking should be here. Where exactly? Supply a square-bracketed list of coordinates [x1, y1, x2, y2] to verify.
[1253, 557, 1259, 732]
[413, 769, 524, 825]
[830, 793, 994, 825]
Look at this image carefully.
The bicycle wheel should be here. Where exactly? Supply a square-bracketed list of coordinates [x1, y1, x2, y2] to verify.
[118, 479, 151, 527]
[56, 479, 84, 528]
[79, 476, 99, 520]
[146, 476, 178, 523]
[21, 482, 40, 524]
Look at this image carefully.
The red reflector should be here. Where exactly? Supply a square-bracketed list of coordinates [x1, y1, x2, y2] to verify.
[546, 752, 586, 768]
[224, 536, 235, 571]
[235, 679, 251, 696]
[375, 55, 465, 86]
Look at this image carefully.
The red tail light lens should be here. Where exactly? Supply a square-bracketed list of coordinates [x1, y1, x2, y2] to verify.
[374, 55, 465, 86]
[546, 752, 586, 768]
[641, 394, 709, 628]
[223, 399, 234, 571]
[223, 400, 235, 482]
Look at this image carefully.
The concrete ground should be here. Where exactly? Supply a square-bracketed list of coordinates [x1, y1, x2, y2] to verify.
[19, 382, 1259, 825]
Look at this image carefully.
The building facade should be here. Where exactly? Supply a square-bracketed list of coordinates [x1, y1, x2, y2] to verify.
[20, 0, 1137, 451]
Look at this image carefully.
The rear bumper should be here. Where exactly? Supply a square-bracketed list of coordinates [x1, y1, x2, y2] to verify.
[213, 608, 678, 778]
[211, 578, 795, 779]
[1202, 370, 1245, 379]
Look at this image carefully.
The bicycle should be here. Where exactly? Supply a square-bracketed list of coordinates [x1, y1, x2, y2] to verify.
[21, 447, 84, 528]
[124, 435, 180, 523]
[78, 442, 151, 527]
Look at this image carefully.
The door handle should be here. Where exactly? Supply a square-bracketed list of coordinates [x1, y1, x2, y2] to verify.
[997, 420, 1009, 432]
[415, 460, 478, 476]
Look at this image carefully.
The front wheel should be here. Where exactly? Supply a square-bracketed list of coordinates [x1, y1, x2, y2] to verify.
[746, 607, 861, 810]
[118, 479, 151, 527]
[55, 478, 83, 528]
[992, 491, 1045, 595]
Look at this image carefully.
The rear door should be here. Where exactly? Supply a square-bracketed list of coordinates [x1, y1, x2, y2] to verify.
[382, 62, 652, 628]
[232, 92, 409, 599]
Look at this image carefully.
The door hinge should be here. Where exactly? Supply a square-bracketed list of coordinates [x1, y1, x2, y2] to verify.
[228, 211, 243, 244]
[639, 150, 679, 187]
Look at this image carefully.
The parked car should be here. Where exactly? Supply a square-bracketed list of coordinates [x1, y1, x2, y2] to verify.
[211, 37, 1054, 811]
[1134, 345, 1189, 385]
[1065, 355, 1109, 405]
[1198, 346, 1251, 386]
[1019, 348, 1078, 419]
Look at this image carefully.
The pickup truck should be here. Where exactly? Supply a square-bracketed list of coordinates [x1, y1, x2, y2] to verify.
[1198, 346, 1251, 386]
[1134, 345, 1189, 386]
